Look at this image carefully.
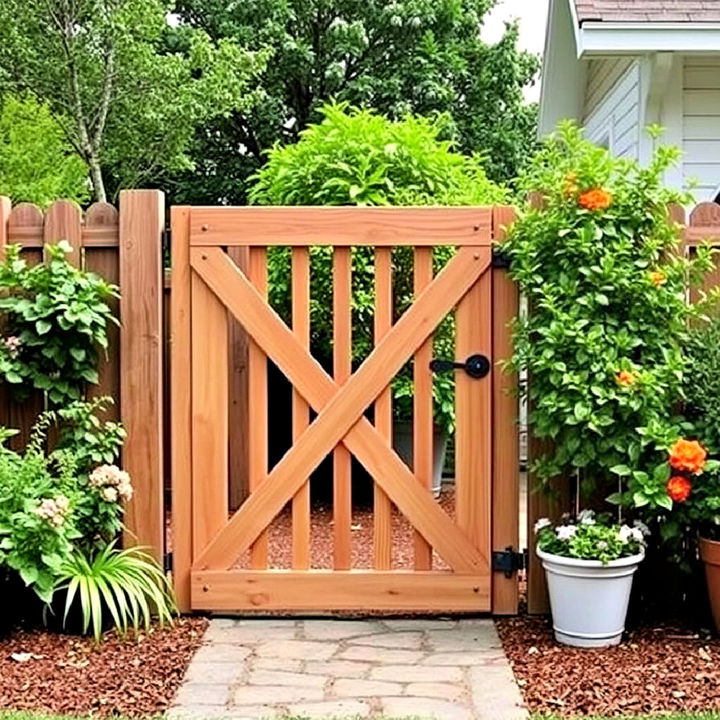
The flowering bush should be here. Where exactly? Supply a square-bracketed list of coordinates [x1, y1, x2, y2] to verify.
[535, 510, 648, 564]
[504, 122, 715, 504]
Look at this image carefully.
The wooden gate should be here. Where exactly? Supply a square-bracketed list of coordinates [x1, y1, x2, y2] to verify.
[171, 206, 519, 614]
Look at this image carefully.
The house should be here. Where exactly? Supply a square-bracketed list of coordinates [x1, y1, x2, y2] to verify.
[539, 0, 720, 201]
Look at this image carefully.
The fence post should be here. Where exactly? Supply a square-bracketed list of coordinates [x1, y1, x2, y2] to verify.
[119, 190, 165, 562]
[491, 206, 520, 615]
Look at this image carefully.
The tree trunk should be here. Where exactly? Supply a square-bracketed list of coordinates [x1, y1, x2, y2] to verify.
[88, 154, 107, 203]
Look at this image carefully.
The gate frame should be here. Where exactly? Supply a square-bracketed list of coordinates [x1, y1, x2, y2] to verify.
[170, 205, 519, 615]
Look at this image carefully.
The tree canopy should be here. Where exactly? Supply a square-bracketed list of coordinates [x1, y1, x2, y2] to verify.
[0, 95, 89, 206]
[0, 0, 265, 201]
[172, 0, 539, 204]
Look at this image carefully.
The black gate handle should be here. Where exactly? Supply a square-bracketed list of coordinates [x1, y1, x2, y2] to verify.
[429, 354, 491, 379]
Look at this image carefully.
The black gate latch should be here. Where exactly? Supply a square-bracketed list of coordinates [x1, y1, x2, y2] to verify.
[429, 354, 491, 379]
[492, 546, 527, 578]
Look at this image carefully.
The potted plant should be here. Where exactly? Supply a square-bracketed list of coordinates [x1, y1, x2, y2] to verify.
[535, 510, 648, 647]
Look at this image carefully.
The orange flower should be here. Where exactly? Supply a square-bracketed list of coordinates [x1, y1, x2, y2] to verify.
[616, 370, 637, 387]
[667, 476, 692, 503]
[649, 271, 667, 287]
[579, 188, 613, 211]
[669, 439, 707, 474]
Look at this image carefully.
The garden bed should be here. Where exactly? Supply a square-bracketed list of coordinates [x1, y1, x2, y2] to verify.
[498, 615, 720, 716]
[0, 618, 207, 717]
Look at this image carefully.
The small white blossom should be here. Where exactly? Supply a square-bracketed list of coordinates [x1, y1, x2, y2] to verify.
[578, 510, 596, 526]
[618, 525, 633, 544]
[556, 525, 577, 541]
[101, 486, 118, 503]
[630, 527, 645, 544]
[597, 540, 608, 550]
[633, 520, 651, 537]
[534, 518, 552, 535]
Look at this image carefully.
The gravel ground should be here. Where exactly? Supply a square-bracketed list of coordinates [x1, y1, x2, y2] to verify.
[231, 487, 456, 570]
[0, 617, 207, 717]
[497, 615, 720, 717]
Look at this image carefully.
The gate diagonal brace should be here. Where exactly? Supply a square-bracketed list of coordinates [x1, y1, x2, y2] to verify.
[190, 245, 492, 574]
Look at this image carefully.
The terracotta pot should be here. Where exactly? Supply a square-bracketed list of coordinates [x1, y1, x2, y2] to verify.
[699, 536, 720, 632]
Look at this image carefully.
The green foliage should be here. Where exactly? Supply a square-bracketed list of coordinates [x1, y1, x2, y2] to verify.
[0, 415, 82, 602]
[0, 0, 265, 201]
[172, 0, 538, 203]
[0, 242, 119, 405]
[684, 316, 720, 454]
[55, 397, 126, 475]
[535, 511, 647, 564]
[0, 94, 89, 206]
[54, 542, 176, 642]
[504, 122, 715, 505]
[253, 104, 507, 434]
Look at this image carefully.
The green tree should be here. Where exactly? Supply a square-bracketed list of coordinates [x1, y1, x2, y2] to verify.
[0, 94, 89, 206]
[0, 0, 265, 202]
[172, 0, 539, 204]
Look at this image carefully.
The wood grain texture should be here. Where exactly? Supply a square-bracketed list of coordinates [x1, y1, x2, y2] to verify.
[44, 200, 82, 266]
[119, 190, 164, 561]
[170, 206, 193, 612]
[455, 249, 492, 563]
[191, 273, 229, 557]
[0, 198, 10, 430]
[373, 248, 393, 570]
[412, 247, 433, 570]
[333, 247, 352, 570]
[189, 247, 490, 574]
[491, 207, 520, 615]
[85, 203, 120, 420]
[190, 207, 492, 247]
[191, 570, 489, 612]
[291, 247, 311, 570]
[248, 247, 269, 569]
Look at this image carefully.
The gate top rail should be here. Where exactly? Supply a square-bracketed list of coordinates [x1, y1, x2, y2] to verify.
[189, 206, 493, 247]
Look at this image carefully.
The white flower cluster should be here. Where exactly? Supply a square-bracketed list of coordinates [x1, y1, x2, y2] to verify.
[618, 524, 644, 544]
[89, 464, 133, 503]
[534, 512, 649, 545]
[34, 496, 70, 527]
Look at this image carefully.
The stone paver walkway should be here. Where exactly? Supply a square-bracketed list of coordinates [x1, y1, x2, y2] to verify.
[169, 618, 526, 720]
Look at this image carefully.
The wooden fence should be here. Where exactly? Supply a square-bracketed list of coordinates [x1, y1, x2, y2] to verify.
[0, 191, 164, 561]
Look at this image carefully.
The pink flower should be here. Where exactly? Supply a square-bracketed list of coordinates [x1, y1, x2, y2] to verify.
[4, 336, 21, 356]
[34, 495, 70, 527]
[90, 464, 133, 503]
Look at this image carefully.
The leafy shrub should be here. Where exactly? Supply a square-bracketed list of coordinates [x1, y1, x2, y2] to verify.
[684, 316, 720, 454]
[54, 543, 176, 642]
[0, 242, 119, 405]
[251, 103, 507, 434]
[504, 122, 714, 506]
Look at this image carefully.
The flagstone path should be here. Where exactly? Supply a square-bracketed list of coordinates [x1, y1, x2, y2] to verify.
[168, 618, 526, 720]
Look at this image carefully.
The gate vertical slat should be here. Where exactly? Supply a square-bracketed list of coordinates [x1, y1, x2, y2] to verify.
[491, 206, 520, 615]
[333, 246, 353, 570]
[8, 204, 44, 450]
[373, 247, 393, 570]
[291, 247, 311, 569]
[171, 206, 193, 612]
[455, 246, 492, 558]
[191, 273, 229, 556]
[413, 246, 434, 570]
[85, 203, 120, 419]
[248, 247, 269, 569]
[44, 200, 82, 266]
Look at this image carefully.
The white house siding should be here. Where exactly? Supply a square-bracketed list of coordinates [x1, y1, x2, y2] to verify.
[683, 56, 720, 200]
[583, 58, 641, 160]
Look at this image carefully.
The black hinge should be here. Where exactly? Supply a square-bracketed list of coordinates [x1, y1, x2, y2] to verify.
[492, 546, 526, 578]
[164, 551, 173, 573]
[492, 246, 511, 269]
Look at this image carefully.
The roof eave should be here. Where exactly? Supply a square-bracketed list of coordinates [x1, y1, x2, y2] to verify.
[579, 21, 720, 54]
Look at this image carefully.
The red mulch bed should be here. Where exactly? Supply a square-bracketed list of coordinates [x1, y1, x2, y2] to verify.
[0, 617, 208, 717]
[498, 614, 720, 716]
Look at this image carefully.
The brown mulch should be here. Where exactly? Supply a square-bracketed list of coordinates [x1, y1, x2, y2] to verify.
[0, 617, 208, 717]
[497, 614, 720, 716]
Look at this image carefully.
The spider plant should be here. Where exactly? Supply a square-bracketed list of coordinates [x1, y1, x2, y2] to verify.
[52, 542, 176, 642]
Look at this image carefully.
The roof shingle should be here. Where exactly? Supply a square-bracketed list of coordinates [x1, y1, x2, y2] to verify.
[574, 0, 720, 23]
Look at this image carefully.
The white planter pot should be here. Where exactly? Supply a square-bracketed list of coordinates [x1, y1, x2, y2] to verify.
[537, 548, 644, 648]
